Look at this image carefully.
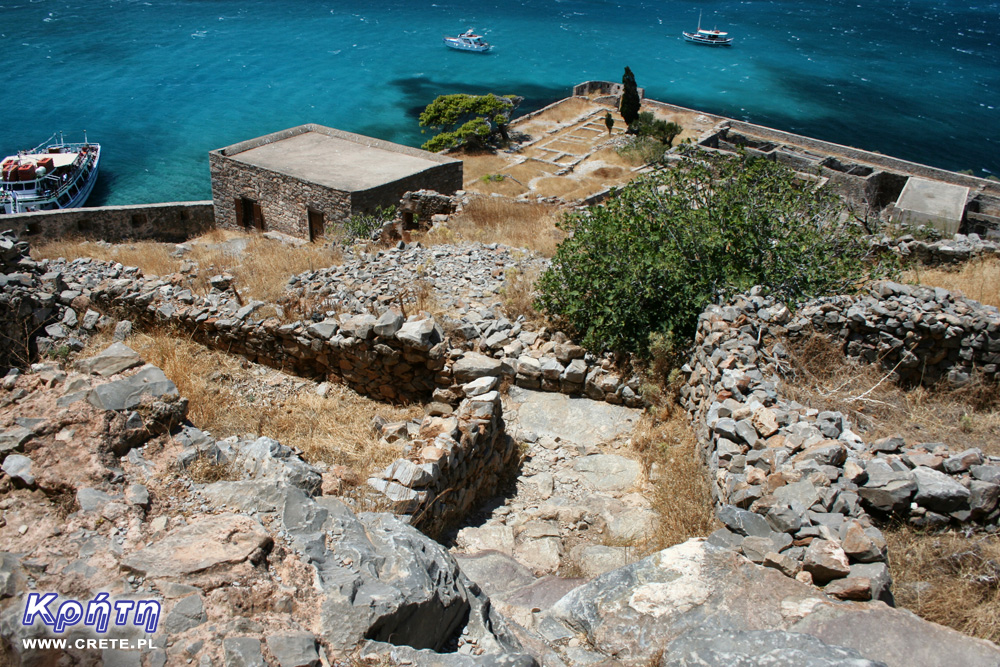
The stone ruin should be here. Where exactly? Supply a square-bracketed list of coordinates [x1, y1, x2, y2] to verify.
[3, 227, 1000, 664]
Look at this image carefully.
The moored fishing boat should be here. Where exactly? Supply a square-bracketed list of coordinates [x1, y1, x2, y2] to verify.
[0, 133, 101, 214]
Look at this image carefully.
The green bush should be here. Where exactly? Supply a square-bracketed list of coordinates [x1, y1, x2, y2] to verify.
[339, 205, 397, 241]
[536, 151, 893, 356]
[630, 111, 683, 147]
[616, 136, 668, 165]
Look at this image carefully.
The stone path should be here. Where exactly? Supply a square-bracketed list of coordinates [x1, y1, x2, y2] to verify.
[450, 387, 649, 622]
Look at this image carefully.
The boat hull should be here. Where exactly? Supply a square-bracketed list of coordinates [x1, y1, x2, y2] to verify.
[443, 37, 490, 52]
[683, 32, 733, 46]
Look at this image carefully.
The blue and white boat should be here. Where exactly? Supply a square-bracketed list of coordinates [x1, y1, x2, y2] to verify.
[683, 12, 733, 46]
[443, 29, 491, 53]
[0, 133, 101, 214]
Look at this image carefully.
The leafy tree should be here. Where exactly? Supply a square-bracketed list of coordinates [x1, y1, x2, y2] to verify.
[630, 111, 682, 147]
[604, 111, 615, 135]
[419, 93, 523, 152]
[536, 151, 892, 356]
[620, 67, 641, 127]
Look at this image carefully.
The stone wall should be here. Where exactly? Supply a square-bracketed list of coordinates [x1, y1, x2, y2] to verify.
[680, 286, 1000, 602]
[790, 282, 1000, 386]
[368, 384, 519, 532]
[878, 231, 1000, 266]
[0, 201, 214, 243]
[208, 151, 351, 240]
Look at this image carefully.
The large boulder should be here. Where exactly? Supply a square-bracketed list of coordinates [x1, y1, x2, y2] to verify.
[539, 539, 1000, 667]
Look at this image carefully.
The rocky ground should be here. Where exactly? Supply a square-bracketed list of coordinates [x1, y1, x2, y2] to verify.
[4, 226, 1000, 666]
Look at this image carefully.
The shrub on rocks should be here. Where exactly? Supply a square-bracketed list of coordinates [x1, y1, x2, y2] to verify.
[536, 151, 893, 356]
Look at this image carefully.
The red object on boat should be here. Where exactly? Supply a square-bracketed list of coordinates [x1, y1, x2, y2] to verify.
[37, 157, 54, 172]
[17, 164, 36, 181]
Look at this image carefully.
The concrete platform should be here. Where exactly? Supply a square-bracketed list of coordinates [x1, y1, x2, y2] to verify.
[893, 177, 969, 235]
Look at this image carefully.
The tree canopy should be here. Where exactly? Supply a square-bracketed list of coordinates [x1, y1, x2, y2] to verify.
[536, 151, 892, 356]
[418, 93, 523, 152]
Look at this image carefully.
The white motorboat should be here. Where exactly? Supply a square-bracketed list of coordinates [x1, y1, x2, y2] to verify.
[443, 29, 491, 53]
[0, 133, 101, 214]
[683, 12, 733, 46]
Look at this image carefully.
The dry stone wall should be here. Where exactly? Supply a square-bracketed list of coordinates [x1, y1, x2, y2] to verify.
[681, 286, 1000, 602]
[0, 201, 213, 243]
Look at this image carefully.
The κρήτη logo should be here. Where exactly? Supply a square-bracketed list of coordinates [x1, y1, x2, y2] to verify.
[22, 593, 161, 634]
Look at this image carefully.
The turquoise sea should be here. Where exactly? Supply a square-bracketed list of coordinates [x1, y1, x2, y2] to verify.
[1, 0, 997, 206]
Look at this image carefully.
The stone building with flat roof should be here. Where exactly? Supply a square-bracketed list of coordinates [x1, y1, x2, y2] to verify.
[209, 124, 463, 241]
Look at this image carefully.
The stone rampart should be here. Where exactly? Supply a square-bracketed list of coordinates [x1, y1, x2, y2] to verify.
[0, 201, 214, 243]
[680, 286, 1000, 602]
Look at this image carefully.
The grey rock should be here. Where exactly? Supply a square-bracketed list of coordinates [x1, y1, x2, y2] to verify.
[803, 539, 852, 584]
[266, 633, 320, 667]
[76, 487, 118, 513]
[453, 353, 503, 383]
[1, 454, 34, 487]
[969, 480, 1000, 516]
[912, 466, 971, 513]
[164, 595, 207, 634]
[86, 364, 178, 411]
[224, 638, 267, 667]
[507, 386, 640, 447]
[858, 479, 916, 514]
[542, 539, 1000, 667]
[75, 342, 144, 377]
[572, 455, 642, 492]
[661, 628, 883, 667]
[113, 320, 133, 341]
[0, 426, 33, 457]
[718, 506, 773, 538]
[396, 318, 442, 350]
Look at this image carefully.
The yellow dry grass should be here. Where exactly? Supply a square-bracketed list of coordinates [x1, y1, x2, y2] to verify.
[780, 334, 1000, 456]
[80, 326, 422, 482]
[500, 266, 545, 324]
[886, 526, 1000, 643]
[460, 152, 514, 187]
[631, 403, 719, 553]
[429, 196, 565, 257]
[904, 257, 1000, 308]
[31, 230, 341, 304]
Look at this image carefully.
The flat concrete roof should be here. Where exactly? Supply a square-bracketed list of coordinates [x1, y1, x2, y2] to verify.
[214, 125, 459, 192]
[896, 177, 969, 221]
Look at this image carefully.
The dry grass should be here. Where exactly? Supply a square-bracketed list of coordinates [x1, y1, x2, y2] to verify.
[632, 401, 719, 553]
[500, 266, 545, 324]
[460, 152, 516, 188]
[780, 334, 1000, 455]
[32, 229, 341, 304]
[81, 326, 422, 482]
[886, 526, 1000, 643]
[905, 257, 1000, 308]
[430, 196, 565, 257]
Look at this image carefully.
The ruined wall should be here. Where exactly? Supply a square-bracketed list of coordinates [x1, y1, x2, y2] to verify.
[368, 387, 519, 531]
[724, 120, 1000, 198]
[0, 202, 214, 243]
[680, 286, 1000, 601]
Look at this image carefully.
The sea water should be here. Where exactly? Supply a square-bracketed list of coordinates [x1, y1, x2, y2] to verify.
[1, 0, 997, 206]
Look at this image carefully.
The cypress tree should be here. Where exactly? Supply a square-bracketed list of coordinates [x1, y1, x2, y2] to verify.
[620, 66, 641, 127]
